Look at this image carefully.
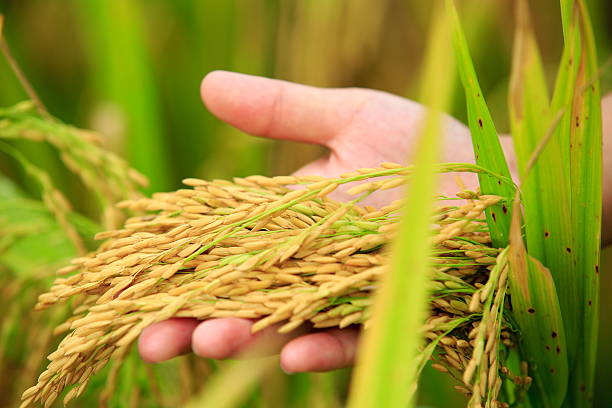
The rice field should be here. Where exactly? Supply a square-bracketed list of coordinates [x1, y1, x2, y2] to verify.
[1, 1, 611, 407]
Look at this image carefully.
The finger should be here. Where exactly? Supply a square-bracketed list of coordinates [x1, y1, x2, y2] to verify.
[191, 318, 254, 359]
[138, 318, 200, 363]
[200, 70, 374, 146]
[191, 318, 305, 359]
[280, 328, 360, 373]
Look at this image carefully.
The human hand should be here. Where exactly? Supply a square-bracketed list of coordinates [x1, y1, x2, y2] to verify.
[138, 71, 515, 372]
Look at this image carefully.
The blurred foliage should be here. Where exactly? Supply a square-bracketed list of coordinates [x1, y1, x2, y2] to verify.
[0, 0, 610, 407]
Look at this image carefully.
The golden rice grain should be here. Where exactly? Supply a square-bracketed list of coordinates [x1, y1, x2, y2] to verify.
[21, 164, 507, 408]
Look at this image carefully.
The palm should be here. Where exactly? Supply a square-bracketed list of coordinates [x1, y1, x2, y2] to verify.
[291, 91, 482, 206]
[139, 71, 484, 372]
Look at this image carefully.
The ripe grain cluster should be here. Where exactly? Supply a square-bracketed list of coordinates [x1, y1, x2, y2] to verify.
[21, 163, 523, 408]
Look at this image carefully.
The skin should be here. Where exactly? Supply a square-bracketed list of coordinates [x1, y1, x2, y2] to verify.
[139, 71, 612, 373]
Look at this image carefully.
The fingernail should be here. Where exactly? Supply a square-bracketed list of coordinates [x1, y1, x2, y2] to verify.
[280, 364, 295, 375]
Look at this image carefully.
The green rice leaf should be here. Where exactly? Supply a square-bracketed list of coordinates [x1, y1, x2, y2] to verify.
[507, 198, 568, 408]
[446, 0, 515, 248]
[508, 0, 573, 283]
[0, 141, 87, 254]
[508, 3, 575, 400]
[0, 179, 99, 278]
[347, 4, 454, 407]
[554, 1, 602, 405]
[508, 0, 556, 259]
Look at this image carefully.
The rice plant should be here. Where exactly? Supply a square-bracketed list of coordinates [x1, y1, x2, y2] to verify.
[1, 0, 610, 407]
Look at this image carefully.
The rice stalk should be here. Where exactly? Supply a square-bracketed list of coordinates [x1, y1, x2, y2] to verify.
[0, 102, 148, 229]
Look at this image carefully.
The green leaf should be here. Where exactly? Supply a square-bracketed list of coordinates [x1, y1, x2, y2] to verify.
[507, 198, 568, 408]
[0, 177, 100, 278]
[347, 4, 455, 407]
[508, 0, 574, 286]
[507, 4, 575, 402]
[508, 0, 555, 260]
[507, 1, 602, 405]
[446, 0, 515, 248]
[74, 0, 174, 192]
[553, 1, 602, 405]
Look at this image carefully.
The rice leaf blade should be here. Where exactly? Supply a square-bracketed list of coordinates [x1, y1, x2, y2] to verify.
[508, 0, 576, 386]
[507, 198, 568, 408]
[554, 1, 602, 405]
[347, 5, 454, 406]
[446, 0, 515, 248]
[508, 0, 551, 260]
[509, 254, 568, 408]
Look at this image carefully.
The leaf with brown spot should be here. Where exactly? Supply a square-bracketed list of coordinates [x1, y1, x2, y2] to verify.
[508, 196, 568, 408]
[446, 0, 515, 248]
[551, 0, 602, 404]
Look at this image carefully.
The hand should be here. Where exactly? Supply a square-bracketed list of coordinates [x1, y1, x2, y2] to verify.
[138, 70, 512, 372]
